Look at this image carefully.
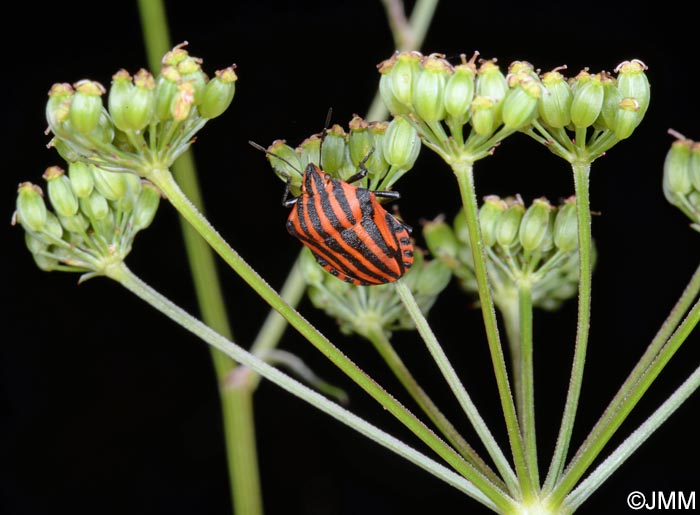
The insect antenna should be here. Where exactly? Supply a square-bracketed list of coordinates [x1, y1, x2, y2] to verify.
[318, 107, 334, 167]
[248, 140, 302, 177]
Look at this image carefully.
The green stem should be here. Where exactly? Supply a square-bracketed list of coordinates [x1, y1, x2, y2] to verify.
[499, 293, 522, 417]
[394, 281, 521, 497]
[136, 3, 255, 513]
[364, 324, 506, 490]
[451, 160, 533, 499]
[565, 364, 700, 511]
[546, 297, 700, 507]
[543, 162, 592, 492]
[559, 260, 700, 492]
[107, 262, 505, 512]
[146, 167, 512, 510]
[518, 283, 539, 489]
[222, 380, 263, 515]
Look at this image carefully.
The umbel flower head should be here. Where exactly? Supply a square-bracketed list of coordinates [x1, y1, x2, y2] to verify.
[377, 51, 650, 165]
[45, 42, 237, 175]
[663, 130, 700, 231]
[424, 195, 592, 311]
[299, 246, 451, 338]
[13, 164, 160, 281]
[261, 113, 420, 196]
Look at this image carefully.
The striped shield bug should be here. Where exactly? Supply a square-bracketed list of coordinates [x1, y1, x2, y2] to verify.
[250, 119, 414, 286]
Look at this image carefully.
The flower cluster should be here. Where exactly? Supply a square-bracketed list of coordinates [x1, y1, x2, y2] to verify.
[46, 42, 237, 175]
[299, 246, 451, 337]
[663, 131, 700, 230]
[261, 114, 420, 195]
[377, 51, 650, 163]
[424, 195, 591, 311]
[13, 164, 160, 280]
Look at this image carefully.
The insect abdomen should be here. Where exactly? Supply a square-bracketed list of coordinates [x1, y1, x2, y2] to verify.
[287, 174, 413, 285]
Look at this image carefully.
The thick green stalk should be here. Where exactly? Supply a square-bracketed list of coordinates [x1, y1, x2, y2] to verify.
[499, 294, 523, 418]
[518, 283, 539, 489]
[365, 325, 506, 490]
[546, 298, 700, 507]
[146, 166, 513, 509]
[106, 262, 505, 512]
[136, 3, 256, 513]
[544, 162, 592, 491]
[394, 281, 521, 497]
[451, 160, 533, 499]
[565, 364, 700, 511]
[562, 261, 700, 487]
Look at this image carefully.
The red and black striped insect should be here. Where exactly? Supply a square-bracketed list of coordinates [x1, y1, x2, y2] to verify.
[250, 135, 414, 286]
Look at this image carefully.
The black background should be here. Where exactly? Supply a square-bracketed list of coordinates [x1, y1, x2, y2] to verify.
[3, 1, 699, 514]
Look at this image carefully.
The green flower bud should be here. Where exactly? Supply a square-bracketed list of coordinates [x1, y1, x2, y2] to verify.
[597, 73, 620, 130]
[44, 211, 64, 241]
[348, 116, 373, 167]
[58, 212, 89, 233]
[476, 60, 508, 106]
[299, 134, 322, 169]
[553, 197, 578, 252]
[689, 143, 700, 192]
[615, 59, 650, 117]
[90, 165, 127, 201]
[108, 69, 134, 131]
[502, 75, 542, 130]
[132, 181, 161, 231]
[321, 124, 347, 174]
[470, 95, 498, 136]
[155, 66, 180, 121]
[43, 166, 78, 217]
[663, 137, 692, 205]
[383, 116, 420, 169]
[520, 198, 553, 252]
[46, 83, 74, 134]
[479, 195, 507, 247]
[496, 198, 525, 248]
[413, 54, 451, 122]
[32, 252, 59, 272]
[70, 80, 106, 134]
[413, 258, 452, 297]
[444, 57, 477, 123]
[177, 56, 207, 104]
[267, 139, 303, 185]
[389, 51, 422, 109]
[171, 81, 196, 121]
[25, 232, 48, 255]
[122, 68, 156, 131]
[80, 190, 110, 221]
[15, 182, 47, 232]
[366, 122, 390, 177]
[199, 65, 237, 119]
[612, 97, 642, 140]
[538, 69, 572, 129]
[68, 161, 94, 198]
[423, 216, 459, 261]
[570, 72, 604, 129]
[50, 137, 81, 163]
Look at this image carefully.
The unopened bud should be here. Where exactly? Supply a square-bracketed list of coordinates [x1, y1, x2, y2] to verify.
[444, 58, 477, 123]
[496, 199, 525, 248]
[16, 182, 47, 232]
[423, 216, 459, 261]
[663, 137, 692, 204]
[46, 83, 74, 133]
[321, 125, 347, 174]
[389, 51, 422, 109]
[615, 59, 650, 117]
[538, 69, 572, 129]
[70, 80, 106, 134]
[67, 161, 94, 198]
[132, 181, 161, 231]
[479, 195, 507, 247]
[171, 81, 196, 121]
[413, 54, 450, 122]
[91, 165, 127, 201]
[177, 56, 207, 104]
[519, 198, 552, 252]
[123, 69, 156, 131]
[383, 116, 420, 169]
[199, 66, 237, 119]
[155, 66, 180, 121]
[470, 95, 498, 136]
[553, 197, 578, 252]
[108, 69, 134, 131]
[44, 166, 78, 217]
[502, 75, 541, 129]
[80, 190, 110, 221]
[570, 72, 604, 129]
